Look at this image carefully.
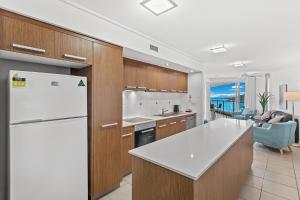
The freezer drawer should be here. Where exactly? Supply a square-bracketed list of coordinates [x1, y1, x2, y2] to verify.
[9, 117, 88, 200]
[9, 70, 87, 124]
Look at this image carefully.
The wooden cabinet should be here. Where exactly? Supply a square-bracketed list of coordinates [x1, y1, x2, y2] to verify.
[146, 65, 160, 92]
[123, 58, 147, 90]
[156, 116, 189, 140]
[91, 43, 123, 197]
[121, 126, 135, 176]
[156, 119, 171, 140]
[73, 42, 123, 198]
[55, 32, 93, 64]
[178, 72, 188, 92]
[0, 15, 55, 58]
[123, 58, 188, 93]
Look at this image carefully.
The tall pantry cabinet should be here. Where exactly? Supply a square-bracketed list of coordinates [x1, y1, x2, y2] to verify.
[72, 42, 123, 199]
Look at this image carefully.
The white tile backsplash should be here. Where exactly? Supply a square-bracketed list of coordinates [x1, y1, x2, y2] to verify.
[123, 91, 191, 118]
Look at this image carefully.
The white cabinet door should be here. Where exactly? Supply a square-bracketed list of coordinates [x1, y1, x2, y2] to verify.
[9, 70, 87, 124]
[9, 117, 88, 200]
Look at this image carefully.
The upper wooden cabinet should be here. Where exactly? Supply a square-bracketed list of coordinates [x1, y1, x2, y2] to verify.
[123, 58, 188, 93]
[123, 58, 147, 90]
[0, 15, 55, 58]
[146, 65, 160, 92]
[0, 10, 93, 66]
[55, 32, 93, 65]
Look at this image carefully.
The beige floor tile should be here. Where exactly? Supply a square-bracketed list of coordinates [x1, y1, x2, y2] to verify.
[124, 174, 132, 185]
[295, 170, 300, 178]
[250, 166, 265, 178]
[239, 185, 261, 200]
[268, 159, 294, 169]
[260, 191, 288, 200]
[264, 171, 297, 188]
[109, 183, 132, 200]
[293, 161, 300, 170]
[252, 160, 267, 170]
[245, 175, 263, 189]
[98, 195, 111, 200]
[267, 164, 295, 177]
[262, 179, 299, 200]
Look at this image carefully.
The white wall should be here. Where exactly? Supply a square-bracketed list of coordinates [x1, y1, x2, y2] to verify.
[188, 72, 204, 125]
[269, 66, 300, 117]
[0, 0, 201, 71]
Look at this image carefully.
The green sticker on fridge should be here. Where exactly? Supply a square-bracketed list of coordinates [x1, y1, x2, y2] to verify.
[12, 74, 26, 88]
[78, 80, 86, 87]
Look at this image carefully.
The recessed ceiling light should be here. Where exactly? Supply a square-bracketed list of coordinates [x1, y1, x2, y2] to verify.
[210, 45, 227, 53]
[233, 62, 245, 68]
[190, 70, 194, 73]
[166, 62, 169, 66]
[140, 0, 178, 16]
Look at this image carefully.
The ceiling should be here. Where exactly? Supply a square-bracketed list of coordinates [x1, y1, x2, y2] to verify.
[65, 0, 300, 74]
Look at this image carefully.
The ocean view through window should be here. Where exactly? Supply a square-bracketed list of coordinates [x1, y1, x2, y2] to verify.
[210, 82, 245, 114]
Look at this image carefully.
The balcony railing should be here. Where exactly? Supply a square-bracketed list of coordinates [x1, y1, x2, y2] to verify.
[210, 99, 245, 117]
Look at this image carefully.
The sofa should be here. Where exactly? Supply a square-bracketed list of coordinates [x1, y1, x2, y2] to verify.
[253, 110, 293, 125]
[253, 121, 297, 154]
[233, 108, 257, 120]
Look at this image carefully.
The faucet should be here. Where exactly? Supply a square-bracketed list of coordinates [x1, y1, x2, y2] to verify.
[161, 108, 169, 115]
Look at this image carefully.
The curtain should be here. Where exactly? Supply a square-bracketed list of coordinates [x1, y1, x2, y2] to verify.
[245, 76, 256, 109]
[205, 82, 211, 120]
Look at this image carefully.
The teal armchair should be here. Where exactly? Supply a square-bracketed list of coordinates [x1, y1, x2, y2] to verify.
[253, 121, 297, 154]
[233, 108, 257, 120]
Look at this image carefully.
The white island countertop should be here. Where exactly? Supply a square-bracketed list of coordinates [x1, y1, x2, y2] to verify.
[129, 118, 253, 180]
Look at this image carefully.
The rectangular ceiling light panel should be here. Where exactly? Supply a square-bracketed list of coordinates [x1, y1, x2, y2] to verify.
[141, 0, 178, 16]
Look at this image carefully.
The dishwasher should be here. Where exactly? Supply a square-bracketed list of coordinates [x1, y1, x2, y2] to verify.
[135, 121, 156, 147]
[186, 115, 196, 129]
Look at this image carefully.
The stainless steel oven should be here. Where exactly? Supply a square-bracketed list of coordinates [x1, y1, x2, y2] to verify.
[135, 121, 156, 147]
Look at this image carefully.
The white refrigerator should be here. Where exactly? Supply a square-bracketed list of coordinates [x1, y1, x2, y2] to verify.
[9, 70, 88, 200]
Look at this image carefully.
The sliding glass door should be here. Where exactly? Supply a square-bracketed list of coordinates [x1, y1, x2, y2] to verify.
[210, 82, 245, 115]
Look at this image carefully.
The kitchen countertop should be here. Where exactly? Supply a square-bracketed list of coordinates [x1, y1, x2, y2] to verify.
[122, 112, 196, 128]
[129, 118, 253, 180]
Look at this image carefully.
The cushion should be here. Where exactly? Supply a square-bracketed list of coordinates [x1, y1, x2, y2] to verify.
[261, 111, 272, 121]
[268, 116, 284, 124]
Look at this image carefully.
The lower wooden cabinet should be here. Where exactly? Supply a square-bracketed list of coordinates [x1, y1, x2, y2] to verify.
[156, 116, 188, 140]
[121, 126, 135, 176]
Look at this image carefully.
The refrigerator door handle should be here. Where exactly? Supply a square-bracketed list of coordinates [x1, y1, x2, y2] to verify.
[12, 119, 44, 125]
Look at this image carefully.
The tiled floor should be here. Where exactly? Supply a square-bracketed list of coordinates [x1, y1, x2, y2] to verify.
[99, 143, 300, 200]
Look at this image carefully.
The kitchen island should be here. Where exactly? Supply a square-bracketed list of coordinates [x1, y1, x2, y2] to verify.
[129, 118, 253, 200]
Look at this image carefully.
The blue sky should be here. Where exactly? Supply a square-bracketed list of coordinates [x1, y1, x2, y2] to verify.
[211, 82, 245, 98]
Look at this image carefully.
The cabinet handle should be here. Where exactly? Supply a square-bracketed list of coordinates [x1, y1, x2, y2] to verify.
[148, 88, 157, 91]
[170, 122, 177, 125]
[64, 54, 87, 61]
[122, 133, 133, 138]
[171, 89, 177, 92]
[141, 128, 154, 133]
[126, 85, 136, 89]
[101, 122, 118, 128]
[180, 120, 186, 123]
[178, 90, 184, 93]
[160, 89, 167, 92]
[12, 43, 46, 53]
[137, 86, 147, 89]
[183, 91, 188, 93]
[158, 124, 167, 128]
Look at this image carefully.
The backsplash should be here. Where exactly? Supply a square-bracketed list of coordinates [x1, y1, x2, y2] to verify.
[123, 91, 191, 118]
